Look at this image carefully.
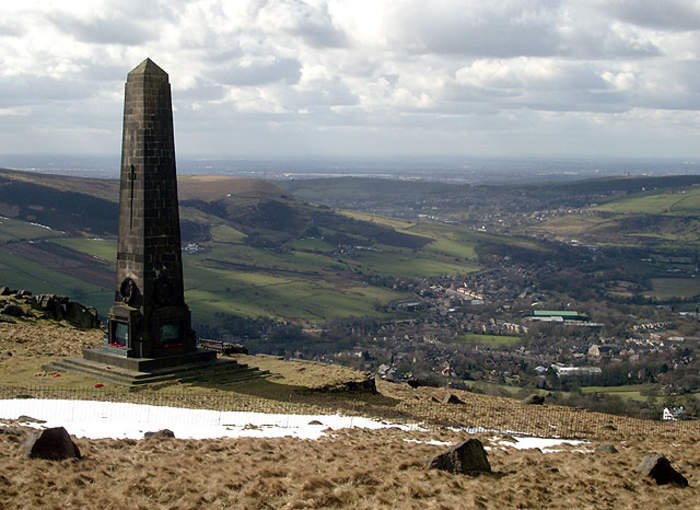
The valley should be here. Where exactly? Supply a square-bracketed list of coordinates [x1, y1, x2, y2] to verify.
[0, 168, 698, 420]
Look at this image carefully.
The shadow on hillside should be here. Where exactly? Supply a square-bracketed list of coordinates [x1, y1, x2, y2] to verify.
[191, 376, 404, 416]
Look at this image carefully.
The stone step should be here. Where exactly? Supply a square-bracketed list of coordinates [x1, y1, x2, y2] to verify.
[43, 356, 270, 386]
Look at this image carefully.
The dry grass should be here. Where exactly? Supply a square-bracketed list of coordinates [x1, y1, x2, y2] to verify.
[1, 425, 697, 510]
[1, 321, 699, 509]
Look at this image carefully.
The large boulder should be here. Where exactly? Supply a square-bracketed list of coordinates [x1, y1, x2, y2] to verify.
[427, 439, 491, 475]
[22, 427, 81, 460]
[637, 454, 688, 487]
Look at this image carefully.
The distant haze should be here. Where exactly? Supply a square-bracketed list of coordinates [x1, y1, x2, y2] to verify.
[1, 154, 698, 185]
[1, 1, 700, 161]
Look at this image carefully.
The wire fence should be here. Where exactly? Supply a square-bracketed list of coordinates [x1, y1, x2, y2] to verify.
[0, 384, 696, 441]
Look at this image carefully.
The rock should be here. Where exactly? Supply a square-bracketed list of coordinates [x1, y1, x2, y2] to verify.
[221, 343, 248, 355]
[17, 415, 46, 424]
[595, 444, 619, 454]
[22, 427, 81, 460]
[0, 315, 16, 324]
[0, 286, 13, 295]
[65, 301, 100, 329]
[15, 289, 31, 297]
[427, 439, 491, 475]
[318, 378, 377, 394]
[31, 294, 68, 320]
[442, 393, 465, 405]
[637, 454, 688, 487]
[0, 427, 25, 442]
[407, 378, 441, 388]
[308, 420, 323, 425]
[1, 303, 25, 317]
[522, 394, 545, 405]
[144, 429, 175, 439]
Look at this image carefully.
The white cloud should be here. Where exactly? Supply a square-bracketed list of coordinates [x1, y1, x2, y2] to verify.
[0, 0, 699, 158]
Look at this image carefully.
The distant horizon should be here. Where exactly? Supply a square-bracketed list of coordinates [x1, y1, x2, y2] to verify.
[1, 152, 698, 185]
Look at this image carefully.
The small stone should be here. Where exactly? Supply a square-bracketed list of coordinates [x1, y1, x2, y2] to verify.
[22, 427, 81, 460]
[595, 444, 619, 454]
[17, 415, 46, 424]
[1, 304, 24, 317]
[442, 393, 465, 405]
[427, 439, 491, 475]
[144, 429, 175, 439]
[522, 394, 545, 405]
[308, 420, 323, 425]
[637, 453, 688, 487]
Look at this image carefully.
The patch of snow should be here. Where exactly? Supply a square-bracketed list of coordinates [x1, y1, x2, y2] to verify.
[30, 222, 52, 230]
[492, 435, 588, 451]
[0, 399, 423, 440]
[402, 438, 451, 446]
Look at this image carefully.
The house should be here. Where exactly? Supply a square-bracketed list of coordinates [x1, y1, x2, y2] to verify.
[662, 406, 687, 421]
[552, 365, 602, 377]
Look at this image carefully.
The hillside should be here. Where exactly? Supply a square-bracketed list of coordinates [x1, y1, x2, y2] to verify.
[0, 169, 479, 330]
[1, 320, 698, 509]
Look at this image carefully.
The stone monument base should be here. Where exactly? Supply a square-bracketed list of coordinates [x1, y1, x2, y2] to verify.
[42, 350, 269, 386]
[82, 346, 216, 372]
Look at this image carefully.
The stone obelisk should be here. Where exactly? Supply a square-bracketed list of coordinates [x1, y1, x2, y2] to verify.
[84, 58, 214, 369]
[42, 59, 276, 383]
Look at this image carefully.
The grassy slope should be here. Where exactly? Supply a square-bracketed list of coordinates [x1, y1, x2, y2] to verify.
[594, 186, 700, 215]
[647, 278, 700, 299]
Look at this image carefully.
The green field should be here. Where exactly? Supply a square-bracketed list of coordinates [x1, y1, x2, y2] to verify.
[647, 278, 699, 299]
[595, 187, 700, 215]
[456, 333, 521, 347]
[580, 384, 658, 402]
[53, 238, 116, 268]
[0, 217, 64, 242]
[0, 248, 113, 313]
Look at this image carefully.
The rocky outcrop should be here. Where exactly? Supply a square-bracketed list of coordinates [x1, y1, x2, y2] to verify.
[30, 293, 100, 329]
[427, 439, 491, 475]
[22, 427, 81, 460]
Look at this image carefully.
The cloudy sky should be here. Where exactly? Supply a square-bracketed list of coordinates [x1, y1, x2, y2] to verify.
[1, 0, 700, 159]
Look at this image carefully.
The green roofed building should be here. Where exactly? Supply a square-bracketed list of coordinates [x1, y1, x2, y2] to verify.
[532, 310, 589, 321]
